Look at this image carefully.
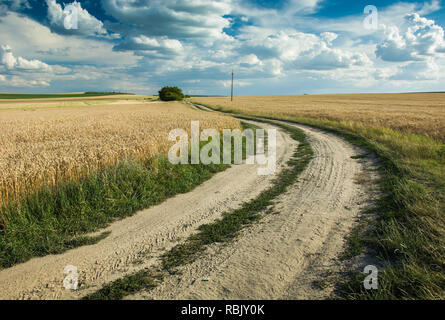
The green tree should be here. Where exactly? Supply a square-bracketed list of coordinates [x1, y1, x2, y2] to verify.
[158, 86, 185, 101]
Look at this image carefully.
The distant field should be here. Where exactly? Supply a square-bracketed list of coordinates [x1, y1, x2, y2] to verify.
[0, 94, 154, 110]
[193, 93, 445, 142]
[0, 92, 130, 99]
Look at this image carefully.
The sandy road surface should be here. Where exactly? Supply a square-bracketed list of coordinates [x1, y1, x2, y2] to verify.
[130, 110, 378, 300]
[0, 121, 296, 300]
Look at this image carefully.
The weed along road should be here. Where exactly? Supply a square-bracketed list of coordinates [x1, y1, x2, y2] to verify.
[0, 105, 378, 300]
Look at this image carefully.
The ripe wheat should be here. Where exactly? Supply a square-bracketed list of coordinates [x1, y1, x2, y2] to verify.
[0, 100, 240, 205]
[193, 93, 445, 142]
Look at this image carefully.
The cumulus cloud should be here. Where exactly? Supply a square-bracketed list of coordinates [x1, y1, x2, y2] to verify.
[101, 0, 232, 41]
[221, 79, 251, 87]
[114, 35, 183, 58]
[0, 43, 57, 88]
[285, 0, 323, 14]
[239, 54, 262, 67]
[238, 29, 370, 71]
[0, 12, 143, 90]
[390, 58, 440, 80]
[418, 0, 442, 15]
[320, 32, 338, 45]
[295, 49, 370, 71]
[376, 13, 445, 62]
[0, 12, 138, 66]
[0, 44, 51, 71]
[0, 75, 50, 87]
[1, 0, 30, 10]
[46, 0, 108, 36]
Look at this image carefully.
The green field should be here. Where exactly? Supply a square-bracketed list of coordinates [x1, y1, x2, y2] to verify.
[0, 92, 130, 99]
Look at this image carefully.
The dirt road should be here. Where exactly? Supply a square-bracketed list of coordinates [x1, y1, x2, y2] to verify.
[130, 117, 378, 300]
[0, 109, 377, 300]
[0, 121, 297, 300]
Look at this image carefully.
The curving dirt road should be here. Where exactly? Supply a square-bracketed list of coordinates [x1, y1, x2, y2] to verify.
[129, 117, 378, 300]
[0, 108, 378, 300]
[0, 121, 297, 300]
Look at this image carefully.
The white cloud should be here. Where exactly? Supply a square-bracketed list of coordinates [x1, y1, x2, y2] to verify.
[221, 79, 251, 87]
[0, 44, 16, 69]
[0, 12, 140, 90]
[102, 0, 232, 42]
[0, 74, 50, 87]
[114, 35, 183, 58]
[419, 0, 442, 15]
[377, 13, 445, 61]
[390, 57, 440, 80]
[0, 12, 138, 66]
[16, 56, 51, 71]
[0, 44, 51, 71]
[285, 0, 323, 14]
[239, 54, 262, 66]
[2, 0, 30, 10]
[321, 32, 338, 45]
[238, 29, 370, 71]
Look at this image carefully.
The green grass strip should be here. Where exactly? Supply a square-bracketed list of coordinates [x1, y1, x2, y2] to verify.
[0, 156, 228, 269]
[0, 92, 129, 99]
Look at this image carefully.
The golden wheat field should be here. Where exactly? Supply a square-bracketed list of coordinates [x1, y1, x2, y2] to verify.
[0, 99, 240, 205]
[193, 93, 445, 142]
[0, 95, 151, 111]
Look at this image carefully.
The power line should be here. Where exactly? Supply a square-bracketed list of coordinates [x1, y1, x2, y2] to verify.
[231, 69, 234, 102]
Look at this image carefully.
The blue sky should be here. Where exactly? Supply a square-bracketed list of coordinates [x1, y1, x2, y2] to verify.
[0, 0, 444, 95]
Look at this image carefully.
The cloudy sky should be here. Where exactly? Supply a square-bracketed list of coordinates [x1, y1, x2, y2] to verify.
[0, 0, 444, 95]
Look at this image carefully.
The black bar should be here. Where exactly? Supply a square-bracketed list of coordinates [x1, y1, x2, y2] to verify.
[1, 300, 442, 319]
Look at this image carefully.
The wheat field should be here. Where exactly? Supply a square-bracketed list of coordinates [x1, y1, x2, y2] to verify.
[0, 100, 240, 205]
[193, 93, 445, 142]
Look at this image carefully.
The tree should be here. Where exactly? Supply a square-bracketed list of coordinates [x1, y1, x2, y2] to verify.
[158, 86, 185, 101]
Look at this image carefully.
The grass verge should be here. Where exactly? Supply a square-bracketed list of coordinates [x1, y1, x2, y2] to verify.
[83, 119, 313, 300]
[193, 101, 445, 300]
[0, 92, 129, 99]
[0, 156, 228, 269]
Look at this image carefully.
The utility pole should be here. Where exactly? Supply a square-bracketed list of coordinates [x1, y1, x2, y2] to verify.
[231, 69, 234, 102]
